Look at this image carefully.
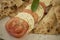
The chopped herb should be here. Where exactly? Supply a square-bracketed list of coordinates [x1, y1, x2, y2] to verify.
[31, 0, 39, 12]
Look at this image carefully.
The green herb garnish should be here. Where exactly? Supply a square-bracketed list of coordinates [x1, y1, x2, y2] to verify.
[31, 0, 39, 12]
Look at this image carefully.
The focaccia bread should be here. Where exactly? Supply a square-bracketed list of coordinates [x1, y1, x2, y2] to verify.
[52, 0, 60, 6]
[32, 1, 60, 34]
[54, 6, 60, 34]
[0, 0, 24, 19]
[33, 7, 58, 34]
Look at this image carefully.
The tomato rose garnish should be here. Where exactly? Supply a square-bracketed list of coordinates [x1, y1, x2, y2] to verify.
[5, 17, 29, 38]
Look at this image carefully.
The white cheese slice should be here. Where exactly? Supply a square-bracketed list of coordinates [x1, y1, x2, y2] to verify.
[16, 12, 34, 33]
[40, 0, 53, 6]
[25, 4, 44, 21]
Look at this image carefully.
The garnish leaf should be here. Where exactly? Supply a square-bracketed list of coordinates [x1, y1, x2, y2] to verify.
[31, 0, 39, 12]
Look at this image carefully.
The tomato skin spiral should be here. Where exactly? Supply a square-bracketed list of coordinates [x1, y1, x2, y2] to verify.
[5, 17, 29, 38]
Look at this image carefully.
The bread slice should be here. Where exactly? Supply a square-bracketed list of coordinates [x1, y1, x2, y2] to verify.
[54, 6, 60, 23]
[33, 7, 57, 34]
[52, 0, 60, 6]
[0, 0, 24, 19]
[54, 6, 60, 33]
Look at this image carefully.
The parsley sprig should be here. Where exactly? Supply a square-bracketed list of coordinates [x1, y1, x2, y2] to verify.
[31, 0, 39, 12]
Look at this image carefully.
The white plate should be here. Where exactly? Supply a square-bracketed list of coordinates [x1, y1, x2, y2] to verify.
[0, 17, 60, 40]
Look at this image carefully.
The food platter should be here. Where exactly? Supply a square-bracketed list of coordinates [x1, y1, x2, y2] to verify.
[0, 17, 60, 40]
[0, 0, 60, 40]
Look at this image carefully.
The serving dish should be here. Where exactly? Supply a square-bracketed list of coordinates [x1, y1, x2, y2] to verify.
[0, 17, 60, 40]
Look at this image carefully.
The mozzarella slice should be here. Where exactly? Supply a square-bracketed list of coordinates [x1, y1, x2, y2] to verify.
[25, 4, 44, 21]
[16, 12, 34, 33]
[40, 0, 52, 6]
